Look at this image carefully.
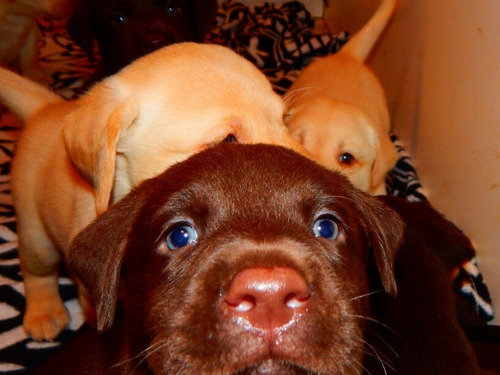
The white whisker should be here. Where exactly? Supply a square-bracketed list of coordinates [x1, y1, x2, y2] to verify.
[282, 86, 316, 108]
[349, 289, 384, 301]
[349, 314, 398, 337]
[367, 341, 393, 375]
[133, 339, 176, 373]
[110, 340, 165, 370]
[352, 357, 373, 375]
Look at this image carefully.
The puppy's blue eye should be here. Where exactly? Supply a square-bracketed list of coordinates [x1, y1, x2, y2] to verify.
[339, 152, 355, 165]
[313, 218, 339, 240]
[111, 11, 128, 25]
[165, 225, 197, 250]
[166, 4, 182, 15]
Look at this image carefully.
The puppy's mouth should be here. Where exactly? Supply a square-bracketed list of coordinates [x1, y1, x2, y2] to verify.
[233, 359, 318, 375]
[134, 31, 182, 57]
[139, 33, 172, 55]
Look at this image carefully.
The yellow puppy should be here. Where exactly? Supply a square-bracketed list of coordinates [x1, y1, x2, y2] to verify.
[0, 42, 309, 341]
[285, 0, 397, 195]
[0, 0, 72, 83]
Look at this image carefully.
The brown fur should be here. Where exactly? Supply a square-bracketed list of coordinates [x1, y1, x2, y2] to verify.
[370, 196, 480, 374]
[42, 144, 401, 374]
[34, 144, 479, 374]
[67, 0, 218, 82]
[0, 42, 309, 340]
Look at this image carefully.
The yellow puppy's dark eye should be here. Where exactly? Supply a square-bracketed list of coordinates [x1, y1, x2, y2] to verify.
[339, 152, 355, 165]
[223, 134, 238, 143]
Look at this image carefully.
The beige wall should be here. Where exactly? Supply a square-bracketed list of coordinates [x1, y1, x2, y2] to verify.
[332, 0, 500, 322]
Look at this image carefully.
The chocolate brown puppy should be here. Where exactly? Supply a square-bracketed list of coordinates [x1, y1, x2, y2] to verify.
[67, 0, 217, 81]
[36, 144, 478, 374]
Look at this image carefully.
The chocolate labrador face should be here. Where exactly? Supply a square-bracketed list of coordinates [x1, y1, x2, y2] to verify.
[66, 143, 403, 375]
[68, 0, 218, 77]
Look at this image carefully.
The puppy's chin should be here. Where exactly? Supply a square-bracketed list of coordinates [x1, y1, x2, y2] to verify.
[234, 360, 316, 375]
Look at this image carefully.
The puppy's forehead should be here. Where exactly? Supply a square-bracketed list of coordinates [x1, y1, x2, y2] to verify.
[116, 42, 276, 96]
[148, 144, 355, 219]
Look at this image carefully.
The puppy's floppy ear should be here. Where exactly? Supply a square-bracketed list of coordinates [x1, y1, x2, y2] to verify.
[354, 190, 404, 296]
[67, 189, 145, 333]
[370, 133, 398, 194]
[63, 86, 139, 214]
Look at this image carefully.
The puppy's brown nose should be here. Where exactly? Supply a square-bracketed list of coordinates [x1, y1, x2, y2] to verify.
[224, 267, 310, 330]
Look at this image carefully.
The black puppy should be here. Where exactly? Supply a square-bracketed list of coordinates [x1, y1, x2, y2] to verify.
[34, 144, 479, 374]
[368, 196, 481, 374]
[67, 0, 217, 80]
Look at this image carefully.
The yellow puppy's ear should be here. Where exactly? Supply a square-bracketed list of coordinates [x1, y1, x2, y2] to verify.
[63, 91, 138, 215]
[371, 133, 398, 195]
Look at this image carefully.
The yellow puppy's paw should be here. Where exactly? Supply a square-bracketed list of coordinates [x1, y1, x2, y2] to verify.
[23, 302, 70, 341]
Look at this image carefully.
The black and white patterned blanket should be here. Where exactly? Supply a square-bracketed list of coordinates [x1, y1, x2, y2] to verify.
[0, 1, 493, 373]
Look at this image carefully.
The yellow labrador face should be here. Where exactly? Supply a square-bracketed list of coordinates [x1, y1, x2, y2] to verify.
[285, 96, 379, 194]
[102, 43, 308, 201]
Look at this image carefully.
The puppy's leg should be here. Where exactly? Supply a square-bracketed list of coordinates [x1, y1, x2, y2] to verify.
[18, 225, 69, 341]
